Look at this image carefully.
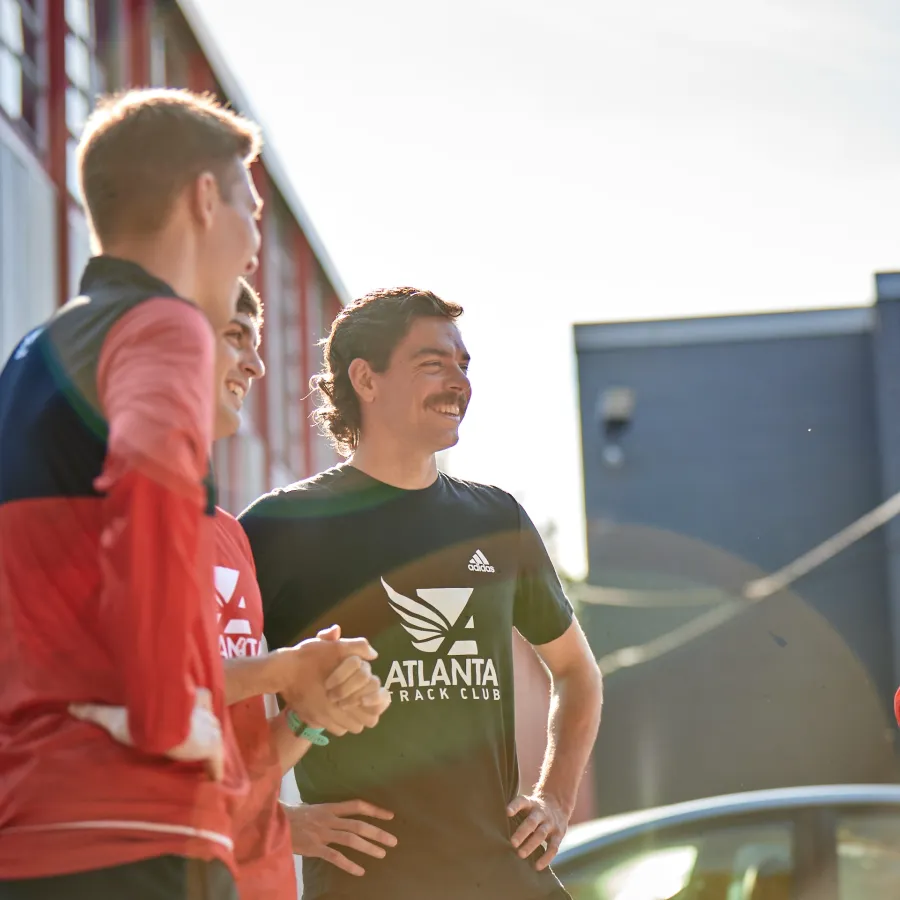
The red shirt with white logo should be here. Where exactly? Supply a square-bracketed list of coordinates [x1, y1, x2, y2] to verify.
[216, 508, 296, 900]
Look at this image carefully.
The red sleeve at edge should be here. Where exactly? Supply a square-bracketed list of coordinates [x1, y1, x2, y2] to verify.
[96, 298, 215, 754]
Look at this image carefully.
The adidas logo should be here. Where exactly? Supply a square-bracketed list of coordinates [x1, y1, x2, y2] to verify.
[468, 549, 495, 573]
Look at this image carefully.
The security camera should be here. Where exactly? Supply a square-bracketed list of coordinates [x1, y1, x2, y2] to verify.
[599, 387, 635, 439]
[597, 387, 634, 467]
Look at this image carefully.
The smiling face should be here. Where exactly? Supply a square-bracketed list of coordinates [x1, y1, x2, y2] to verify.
[362, 316, 472, 455]
[214, 308, 265, 441]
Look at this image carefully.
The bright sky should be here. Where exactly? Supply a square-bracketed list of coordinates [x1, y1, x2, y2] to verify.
[193, 0, 900, 577]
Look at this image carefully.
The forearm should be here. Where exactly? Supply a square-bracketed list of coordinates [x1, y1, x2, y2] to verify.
[535, 664, 603, 815]
[224, 651, 289, 705]
[104, 470, 201, 754]
[97, 298, 217, 755]
[269, 711, 312, 774]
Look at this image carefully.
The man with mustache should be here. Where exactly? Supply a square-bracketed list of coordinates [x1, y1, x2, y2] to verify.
[240, 287, 604, 900]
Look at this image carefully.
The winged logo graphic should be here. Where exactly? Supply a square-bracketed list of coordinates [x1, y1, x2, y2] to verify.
[381, 578, 477, 655]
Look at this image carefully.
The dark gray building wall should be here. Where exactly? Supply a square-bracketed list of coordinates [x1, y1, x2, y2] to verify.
[873, 274, 900, 700]
[575, 307, 899, 816]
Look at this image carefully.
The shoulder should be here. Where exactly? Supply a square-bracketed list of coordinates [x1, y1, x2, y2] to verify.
[215, 505, 244, 536]
[437, 473, 521, 518]
[215, 506, 254, 567]
[97, 298, 213, 391]
[105, 297, 211, 351]
[238, 465, 353, 522]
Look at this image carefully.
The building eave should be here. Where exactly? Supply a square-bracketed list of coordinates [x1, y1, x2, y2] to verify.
[574, 305, 875, 353]
[176, 0, 350, 305]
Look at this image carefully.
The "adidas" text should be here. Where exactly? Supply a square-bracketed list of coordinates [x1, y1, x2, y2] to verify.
[468, 549, 495, 573]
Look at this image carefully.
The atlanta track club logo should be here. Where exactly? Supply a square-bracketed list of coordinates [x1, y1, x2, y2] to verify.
[382, 579, 478, 656]
[381, 578, 500, 703]
[215, 566, 259, 658]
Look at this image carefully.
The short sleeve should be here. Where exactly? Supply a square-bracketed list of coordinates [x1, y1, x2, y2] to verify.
[238, 496, 280, 613]
[229, 516, 257, 579]
[238, 492, 304, 651]
[512, 503, 574, 646]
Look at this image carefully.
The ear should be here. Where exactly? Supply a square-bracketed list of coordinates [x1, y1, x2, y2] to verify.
[188, 171, 220, 231]
[348, 358, 377, 404]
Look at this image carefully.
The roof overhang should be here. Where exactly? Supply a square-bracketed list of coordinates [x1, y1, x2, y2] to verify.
[177, 0, 350, 305]
[574, 306, 874, 352]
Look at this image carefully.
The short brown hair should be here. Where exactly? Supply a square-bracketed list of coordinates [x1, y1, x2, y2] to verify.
[236, 278, 263, 327]
[77, 88, 262, 247]
[312, 287, 463, 456]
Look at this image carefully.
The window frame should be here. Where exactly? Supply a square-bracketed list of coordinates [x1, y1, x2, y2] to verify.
[824, 802, 900, 900]
[553, 806, 829, 900]
[0, 0, 48, 154]
[63, 0, 126, 202]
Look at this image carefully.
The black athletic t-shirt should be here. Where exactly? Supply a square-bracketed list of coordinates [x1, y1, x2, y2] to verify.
[239, 465, 574, 900]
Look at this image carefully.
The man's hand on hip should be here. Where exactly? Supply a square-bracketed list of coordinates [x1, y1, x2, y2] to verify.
[283, 800, 397, 877]
[507, 792, 570, 871]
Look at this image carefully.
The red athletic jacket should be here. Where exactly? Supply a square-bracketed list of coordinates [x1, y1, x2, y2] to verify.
[0, 257, 246, 879]
[216, 508, 296, 899]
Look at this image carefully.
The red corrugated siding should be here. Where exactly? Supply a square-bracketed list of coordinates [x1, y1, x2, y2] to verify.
[294, 229, 314, 478]
[251, 162, 273, 491]
[46, 1, 68, 308]
[125, 0, 150, 85]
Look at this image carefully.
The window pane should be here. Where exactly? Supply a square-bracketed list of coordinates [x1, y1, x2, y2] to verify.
[21, 20, 38, 70]
[838, 811, 900, 898]
[65, 33, 90, 90]
[93, 0, 123, 92]
[20, 55, 39, 137]
[65, 84, 89, 134]
[66, 136, 80, 200]
[0, 46, 22, 119]
[562, 820, 793, 900]
[0, 0, 23, 53]
[65, 0, 91, 40]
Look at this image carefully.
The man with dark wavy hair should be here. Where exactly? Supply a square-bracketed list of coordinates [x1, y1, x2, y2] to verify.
[239, 288, 603, 900]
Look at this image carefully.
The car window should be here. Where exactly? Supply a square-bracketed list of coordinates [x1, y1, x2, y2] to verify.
[560, 820, 793, 900]
[836, 810, 900, 898]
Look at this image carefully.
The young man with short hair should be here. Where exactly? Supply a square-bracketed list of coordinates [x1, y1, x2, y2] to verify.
[216, 285, 399, 889]
[240, 288, 604, 900]
[0, 88, 260, 898]
[213, 281, 393, 899]
[72, 279, 395, 896]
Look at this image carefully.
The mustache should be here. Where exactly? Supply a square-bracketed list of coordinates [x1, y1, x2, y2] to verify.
[428, 392, 469, 415]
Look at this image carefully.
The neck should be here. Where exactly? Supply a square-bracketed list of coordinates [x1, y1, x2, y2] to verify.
[102, 230, 198, 302]
[350, 434, 439, 490]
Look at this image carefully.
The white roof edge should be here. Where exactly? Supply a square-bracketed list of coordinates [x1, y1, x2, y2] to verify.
[176, 0, 350, 305]
[574, 306, 875, 352]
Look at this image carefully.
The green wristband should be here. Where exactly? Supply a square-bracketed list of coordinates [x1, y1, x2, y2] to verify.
[286, 710, 329, 746]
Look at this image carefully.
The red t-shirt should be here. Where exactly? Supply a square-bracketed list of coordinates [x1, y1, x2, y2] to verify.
[216, 508, 296, 900]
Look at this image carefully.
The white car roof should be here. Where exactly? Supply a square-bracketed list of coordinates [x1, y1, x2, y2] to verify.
[559, 783, 900, 859]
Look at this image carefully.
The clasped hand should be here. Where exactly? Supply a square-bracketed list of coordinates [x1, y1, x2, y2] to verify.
[276, 624, 391, 736]
[68, 625, 389, 780]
